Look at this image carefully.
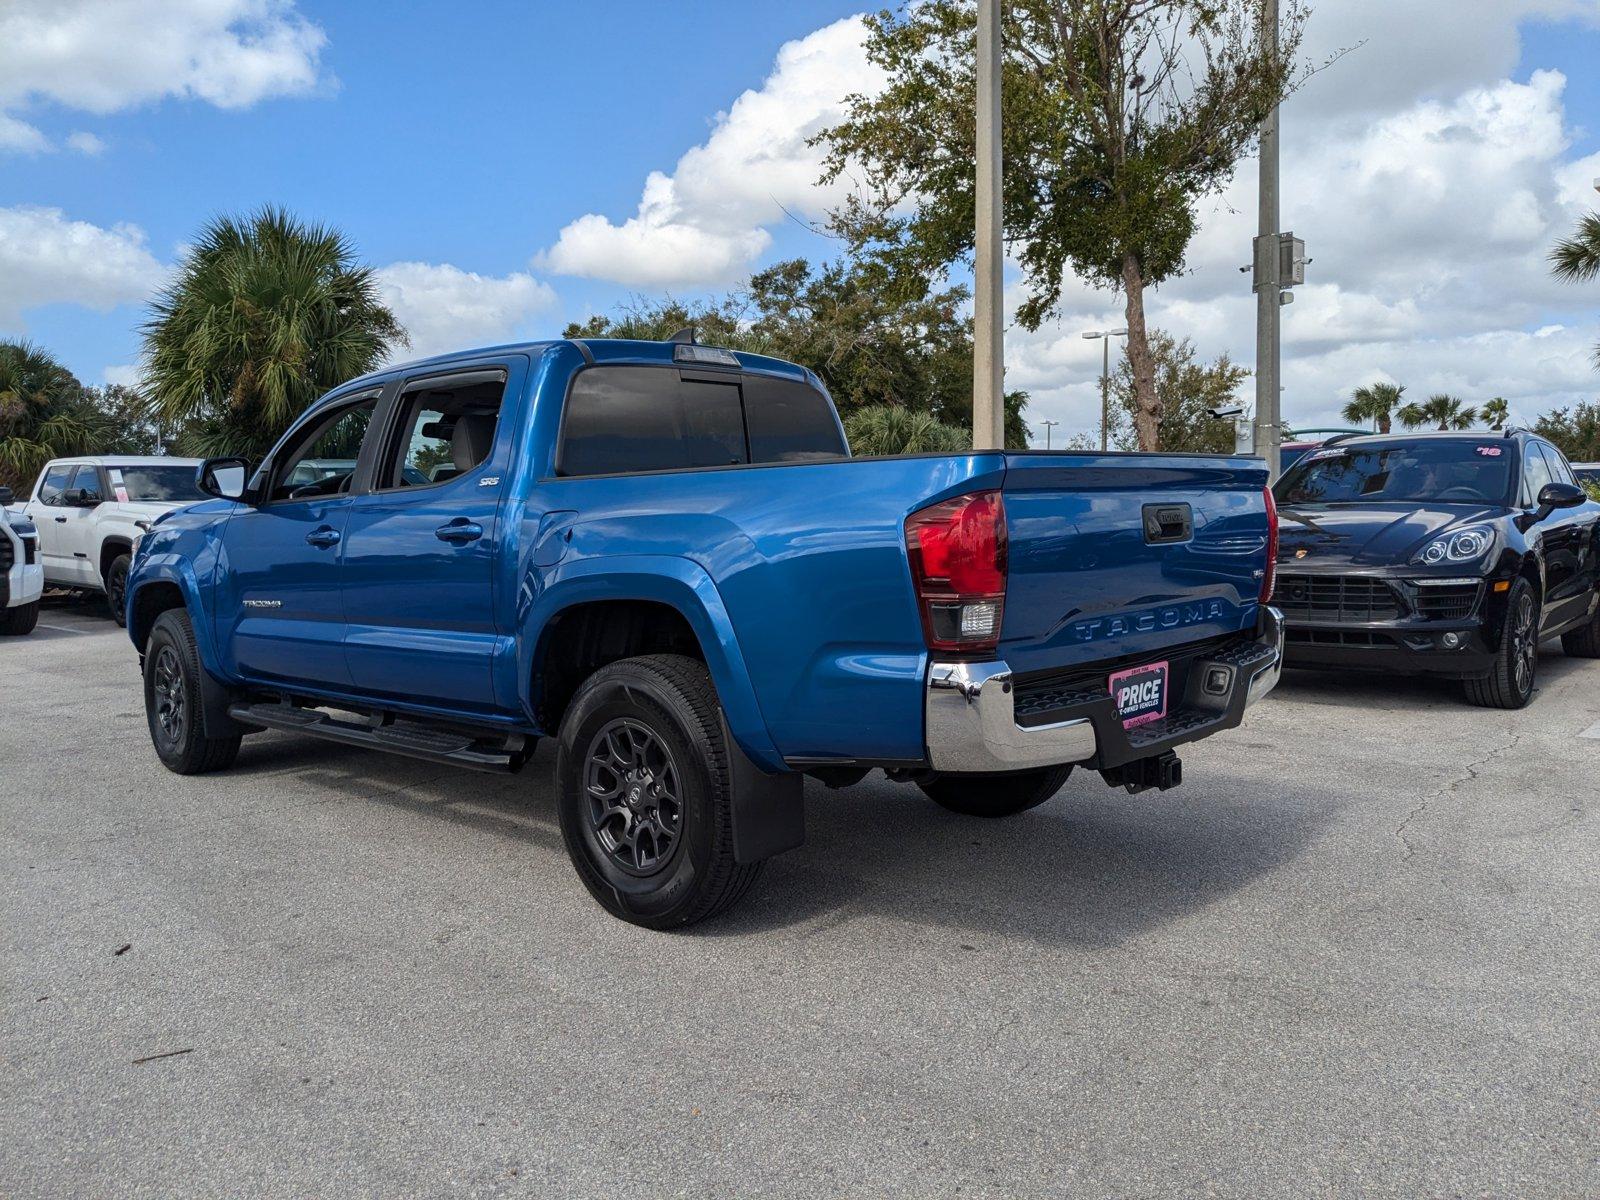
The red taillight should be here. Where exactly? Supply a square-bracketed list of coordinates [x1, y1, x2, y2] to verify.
[1261, 485, 1279, 603]
[905, 490, 1007, 654]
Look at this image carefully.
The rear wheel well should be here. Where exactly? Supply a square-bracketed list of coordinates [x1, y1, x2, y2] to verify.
[130, 582, 186, 651]
[534, 600, 705, 732]
[100, 537, 132, 584]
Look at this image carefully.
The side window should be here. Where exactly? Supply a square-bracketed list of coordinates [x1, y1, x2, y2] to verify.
[68, 464, 104, 502]
[1521, 441, 1554, 506]
[381, 373, 508, 489]
[744, 376, 848, 463]
[37, 463, 74, 506]
[269, 396, 378, 503]
[1540, 443, 1577, 487]
[559, 367, 747, 477]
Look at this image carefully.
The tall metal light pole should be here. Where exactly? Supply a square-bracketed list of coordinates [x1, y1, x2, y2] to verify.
[1253, 0, 1282, 478]
[972, 0, 1004, 450]
[1083, 328, 1128, 451]
[1040, 419, 1059, 449]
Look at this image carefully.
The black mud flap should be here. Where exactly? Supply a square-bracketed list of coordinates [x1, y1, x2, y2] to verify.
[721, 716, 805, 864]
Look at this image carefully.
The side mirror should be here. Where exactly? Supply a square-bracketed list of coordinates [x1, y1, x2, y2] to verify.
[66, 486, 102, 507]
[197, 457, 251, 502]
[1532, 481, 1586, 523]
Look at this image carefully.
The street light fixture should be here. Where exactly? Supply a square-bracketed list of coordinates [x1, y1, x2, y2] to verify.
[1082, 328, 1128, 451]
[1039, 419, 1059, 449]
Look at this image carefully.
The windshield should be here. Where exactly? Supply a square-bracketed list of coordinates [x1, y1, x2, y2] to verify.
[1274, 440, 1514, 506]
[108, 465, 208, 504]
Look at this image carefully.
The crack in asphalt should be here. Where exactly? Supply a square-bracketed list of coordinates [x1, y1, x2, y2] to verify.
[1395, 732, 1523, 861]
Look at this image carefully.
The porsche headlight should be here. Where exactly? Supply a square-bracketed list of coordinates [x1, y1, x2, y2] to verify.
[1414, 525, 1495, 566]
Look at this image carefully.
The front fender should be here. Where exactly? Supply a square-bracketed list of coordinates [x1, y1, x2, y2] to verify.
[517, 554, 782, 771]
[126, 550, 223, 673]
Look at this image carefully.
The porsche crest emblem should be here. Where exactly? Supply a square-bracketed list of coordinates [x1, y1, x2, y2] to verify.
[1294, 548, 1309, 559]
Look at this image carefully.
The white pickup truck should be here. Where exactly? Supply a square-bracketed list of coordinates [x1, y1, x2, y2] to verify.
[12, 456, 204, 625]
[1, 485, 43, 636]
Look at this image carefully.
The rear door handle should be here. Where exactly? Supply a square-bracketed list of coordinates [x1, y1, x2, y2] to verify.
[55, 516, 67, 523]
[435, 519, 483, 544]
[305, 526, 341, 548]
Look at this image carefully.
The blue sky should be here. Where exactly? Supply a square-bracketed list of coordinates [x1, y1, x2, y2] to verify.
[4, 1, 1600, 439]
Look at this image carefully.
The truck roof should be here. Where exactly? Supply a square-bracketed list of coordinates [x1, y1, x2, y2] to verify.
[42, 456, 204, 467]
[344, 338, 814, 390]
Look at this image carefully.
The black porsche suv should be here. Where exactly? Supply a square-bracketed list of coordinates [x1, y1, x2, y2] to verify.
[1271, 429, 1600, 708]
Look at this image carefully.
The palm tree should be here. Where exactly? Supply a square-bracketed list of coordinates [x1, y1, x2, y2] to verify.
[0, 340, 95, 496]
[1480, 397, 1510, 430]
[1342, 382, 1405, 433]
[1398, 393, 1479, 431]
[141, 207, 408, 459]
[1551, 212, 1600, 365]
[843, 405, 971, 455]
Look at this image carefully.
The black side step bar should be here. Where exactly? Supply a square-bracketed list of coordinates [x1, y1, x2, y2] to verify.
[227, 702, 529, 774]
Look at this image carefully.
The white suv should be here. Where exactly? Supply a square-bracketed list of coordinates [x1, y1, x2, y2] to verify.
[1, 485, 43, 636]
[13, 457, 204, 625]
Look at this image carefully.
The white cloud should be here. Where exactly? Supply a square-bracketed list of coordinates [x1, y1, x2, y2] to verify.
[0, 205, 167, 328]
[539, 15, 883, 287]
[375, 262, 558, 362]
[0, 0, 328, 152]
[0, 112, 48, 153]
[66, 131, 105, 156]
[103, 364, 140, 388]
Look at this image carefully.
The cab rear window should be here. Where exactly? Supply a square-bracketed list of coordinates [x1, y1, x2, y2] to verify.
[557, 366, 846, 477]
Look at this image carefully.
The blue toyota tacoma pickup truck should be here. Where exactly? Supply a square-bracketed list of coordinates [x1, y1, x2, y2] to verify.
[127, 335, 1284, 927]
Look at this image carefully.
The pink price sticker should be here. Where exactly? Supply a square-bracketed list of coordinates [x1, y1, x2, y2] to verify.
[1475, 446, 1502, 457]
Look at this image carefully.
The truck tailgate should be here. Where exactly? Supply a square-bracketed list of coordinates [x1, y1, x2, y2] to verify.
[999, 454, 1271, 676]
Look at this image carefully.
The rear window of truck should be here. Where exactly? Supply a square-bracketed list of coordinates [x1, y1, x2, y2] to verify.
[557, 366, 845, 477]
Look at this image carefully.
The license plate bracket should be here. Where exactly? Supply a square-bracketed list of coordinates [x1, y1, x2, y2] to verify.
[1108, 660, 1170, 729]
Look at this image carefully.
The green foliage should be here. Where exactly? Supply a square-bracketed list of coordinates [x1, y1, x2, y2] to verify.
[1582, 478, 1600, 504]
[566, 257, 1031, 449]
[843, 404, 972, 455]
[1398, 394, 1479, 431]
[1480, 397, 1510, 430]
[1342, 382, 1405, 433]
[141, 207, 407, 461]
[82, 385, 163, 455]
[0, 340, 96, 495]
[1533, 401, 1600, 463]
[816, 0, 1304, 448]
[1550, 211, 1600, 366]
[1106, 330, 1248, 453]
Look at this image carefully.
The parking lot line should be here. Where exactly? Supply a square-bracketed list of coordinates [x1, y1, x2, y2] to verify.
[1581, 721, 1600, 740]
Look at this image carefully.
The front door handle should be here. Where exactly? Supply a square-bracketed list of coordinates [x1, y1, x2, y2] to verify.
[305, 526, 341, 549]
[435, 519, 483, 544]
[55, 516, 67, 523]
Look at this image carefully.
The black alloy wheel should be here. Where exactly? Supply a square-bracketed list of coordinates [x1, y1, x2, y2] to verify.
[1464, 577, 1539, 709]
[106, 554, 130, 626]
[582, 717, 684, 876]
[151, 644, 187, 750]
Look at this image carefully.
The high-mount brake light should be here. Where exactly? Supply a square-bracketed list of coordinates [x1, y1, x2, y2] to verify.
[672, 343, 741, 368]
[1261, 485, 1279, 604]
[904, 490, 1007, 654]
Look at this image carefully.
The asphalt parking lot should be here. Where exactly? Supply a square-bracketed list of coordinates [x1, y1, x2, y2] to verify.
[3, 596, 1598, 1198]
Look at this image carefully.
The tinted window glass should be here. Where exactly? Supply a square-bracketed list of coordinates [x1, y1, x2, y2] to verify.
[38, 463, 73, 506]
[384, 376, 507, 488]
[743, 376, 847, 462]
[271, 397, 378, 502]
[1275, 440, 1514, 505]
[68, 465, 103, 501]
[106, 465, 208, 503]
[560, 368, 747, 477]
[1521, 442, 1554, 505]
[1539, 443, 1577, 487]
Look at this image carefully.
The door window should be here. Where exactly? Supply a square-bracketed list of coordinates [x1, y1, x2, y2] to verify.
[268, 396, 378, 503]
[1521, 442, 1554, 506]
[38, 463, 74, 506]
[67, 464, 104, 503]
[558, 367, 747, 477]
[379, 374, 508, 489]
[1539, 443, 1578, 488]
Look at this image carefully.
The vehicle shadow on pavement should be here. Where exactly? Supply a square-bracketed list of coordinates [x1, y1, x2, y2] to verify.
[711, 769, 1336, 946]
[1276, 643, 1585, 711]
[224, 731, 1334, 948]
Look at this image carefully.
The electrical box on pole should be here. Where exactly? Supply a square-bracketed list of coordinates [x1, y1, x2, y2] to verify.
[1253, 233, 1306, 291]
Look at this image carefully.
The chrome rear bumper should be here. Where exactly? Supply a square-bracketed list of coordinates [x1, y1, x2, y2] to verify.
[924, 607, 1284, 774]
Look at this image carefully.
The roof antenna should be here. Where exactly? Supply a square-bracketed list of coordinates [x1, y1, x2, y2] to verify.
[668, 325, 697, 345]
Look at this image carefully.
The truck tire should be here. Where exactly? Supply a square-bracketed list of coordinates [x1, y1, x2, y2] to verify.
[1464, 578, 1539, 709]
[1560, 599, 1600, 658]
[144, 609, 241, 774]
[105, 553, 130, 627]
[918, 764, 1075, 818]
[555, 654, 762, 929]
[0, 600, 39, 636]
